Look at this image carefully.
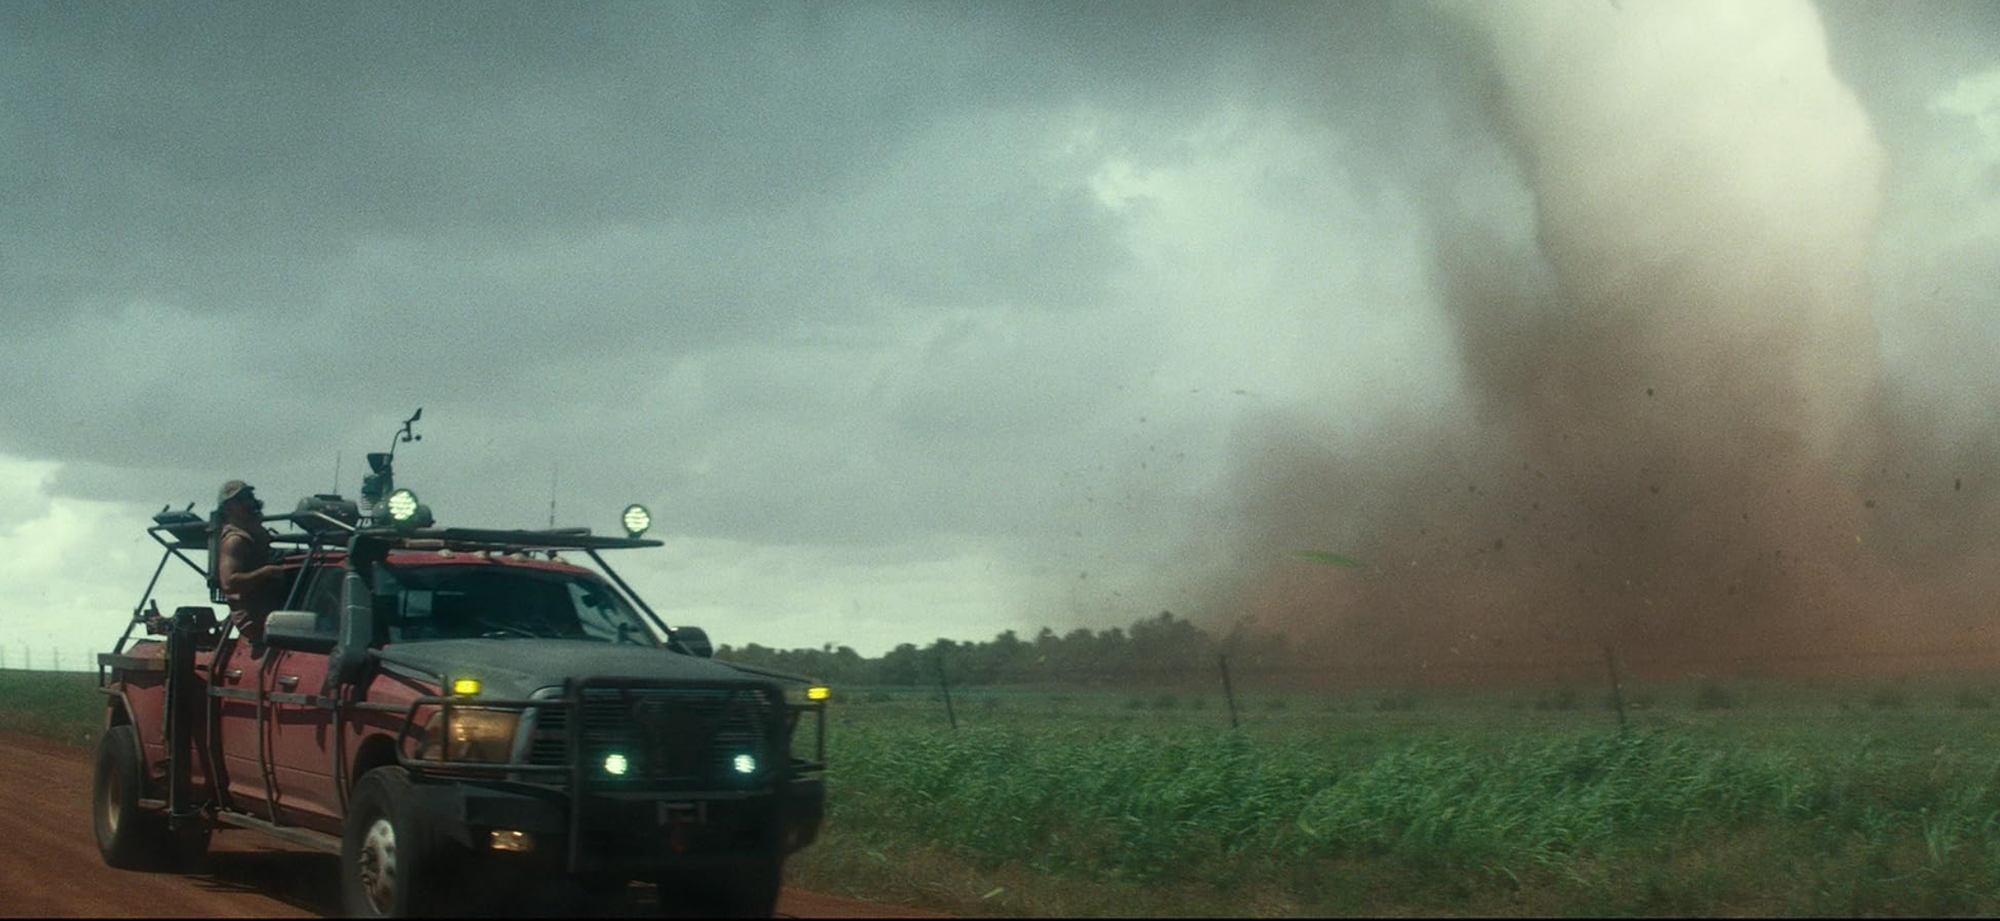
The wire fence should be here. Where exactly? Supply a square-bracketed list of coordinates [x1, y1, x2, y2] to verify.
[816, 641, 2000, 735]
[822, 655, 2000, 738]
[0, 644, 101, 673]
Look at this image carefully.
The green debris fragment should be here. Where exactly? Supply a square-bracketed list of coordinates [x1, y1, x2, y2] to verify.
[1293, 550, 1364, 568]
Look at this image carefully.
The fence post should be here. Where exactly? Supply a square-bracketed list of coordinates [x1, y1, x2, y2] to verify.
[1604, 646, 1627, 732]
[935, 646, 958, 731]
[1217, 654, 1240, 730]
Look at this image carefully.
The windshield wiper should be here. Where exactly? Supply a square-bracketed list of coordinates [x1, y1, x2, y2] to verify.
[472, 618, 545, 640]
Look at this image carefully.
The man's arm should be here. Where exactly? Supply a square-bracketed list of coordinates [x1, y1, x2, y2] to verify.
[216, 532, 282, 595]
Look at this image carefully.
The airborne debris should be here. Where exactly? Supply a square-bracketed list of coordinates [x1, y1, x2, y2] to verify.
[1293, 550, 1364, 569]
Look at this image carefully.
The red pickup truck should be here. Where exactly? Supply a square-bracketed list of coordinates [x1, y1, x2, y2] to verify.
[94, 485, 826, 917]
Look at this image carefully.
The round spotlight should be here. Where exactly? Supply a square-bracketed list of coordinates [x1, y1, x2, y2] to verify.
[603, 752, 630, 776]
[387, 488, 420, 522]
[621, 503, 652, 538]
[731, 753, 757, 775]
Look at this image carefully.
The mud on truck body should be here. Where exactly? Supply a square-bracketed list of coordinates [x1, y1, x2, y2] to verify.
[92, 441, 826, 917]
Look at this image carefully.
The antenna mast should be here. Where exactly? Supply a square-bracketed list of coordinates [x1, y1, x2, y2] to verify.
[548, 462, 558, 528]
[333, 450, 341, 493]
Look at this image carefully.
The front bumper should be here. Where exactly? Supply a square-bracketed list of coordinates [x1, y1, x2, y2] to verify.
[405, 773, 825, 873]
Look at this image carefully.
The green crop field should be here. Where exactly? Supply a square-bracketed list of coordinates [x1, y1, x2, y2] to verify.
[0, 670, 102, 748]
[792, 678, 2000, 917]
[8, 669, 2000, 916]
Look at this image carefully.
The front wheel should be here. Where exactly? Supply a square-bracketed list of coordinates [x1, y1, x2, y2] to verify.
[342, 767, 458, 917]
[655, 860, 783, 918]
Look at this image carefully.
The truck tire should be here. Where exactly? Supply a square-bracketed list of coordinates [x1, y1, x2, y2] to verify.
[93, 724, 163, 870]
[341, 767, 456, 917]
[654, 860, 783, 918]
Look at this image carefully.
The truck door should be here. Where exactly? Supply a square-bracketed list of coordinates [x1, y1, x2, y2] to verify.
[215, 619, 272, 815]
[263, 564, 341, 826]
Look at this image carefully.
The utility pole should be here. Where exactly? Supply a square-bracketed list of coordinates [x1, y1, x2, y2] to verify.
[935, 644, 958, 731]
[1218, 654, 1240, 730]
[1604, 646, 1628, 732]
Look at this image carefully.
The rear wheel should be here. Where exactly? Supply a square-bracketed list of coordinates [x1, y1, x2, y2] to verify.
[93, 724, 162, 869]
[92, 723, 211, 871]
[655, 860, 783, 918]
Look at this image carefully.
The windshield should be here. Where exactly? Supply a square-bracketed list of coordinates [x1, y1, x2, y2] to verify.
[373, 562, 658, 646]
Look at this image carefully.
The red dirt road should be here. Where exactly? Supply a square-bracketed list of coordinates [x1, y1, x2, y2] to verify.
[0, 731, 937, 919]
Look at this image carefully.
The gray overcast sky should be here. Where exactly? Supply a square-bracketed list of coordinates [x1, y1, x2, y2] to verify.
[2, 1, 1997, 664]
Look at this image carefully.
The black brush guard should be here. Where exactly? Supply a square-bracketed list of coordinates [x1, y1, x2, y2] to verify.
[387, 676, 827, 872]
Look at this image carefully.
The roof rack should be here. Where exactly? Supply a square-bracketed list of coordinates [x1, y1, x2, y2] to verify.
[366, 526, 662, 553]
[145, 509, 366, 552]
[144, 517, 662, 554]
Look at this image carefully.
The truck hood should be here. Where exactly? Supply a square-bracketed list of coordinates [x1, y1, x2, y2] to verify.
[374, 639, 779, 699]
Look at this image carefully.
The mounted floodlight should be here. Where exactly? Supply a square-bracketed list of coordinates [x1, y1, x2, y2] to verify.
[387, 488, 420, 522]
[621, 503, 652, 538]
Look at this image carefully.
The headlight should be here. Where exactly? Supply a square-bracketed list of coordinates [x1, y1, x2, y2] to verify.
[387, 488, 419, 521]
[418, 707, 521, 763]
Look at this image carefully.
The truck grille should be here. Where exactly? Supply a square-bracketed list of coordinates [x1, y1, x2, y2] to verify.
[527, 686, 777, 789]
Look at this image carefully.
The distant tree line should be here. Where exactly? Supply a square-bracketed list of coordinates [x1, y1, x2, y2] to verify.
[713, 611, 1295, 687]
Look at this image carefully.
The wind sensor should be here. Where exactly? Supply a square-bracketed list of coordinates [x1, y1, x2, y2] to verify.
[361, 408, 430, 527]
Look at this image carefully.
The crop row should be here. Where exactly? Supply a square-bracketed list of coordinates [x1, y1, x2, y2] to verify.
[819, 721, 2000, 912]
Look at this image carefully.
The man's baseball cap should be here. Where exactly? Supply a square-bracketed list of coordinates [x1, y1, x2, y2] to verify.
[217, 480, 255, 506]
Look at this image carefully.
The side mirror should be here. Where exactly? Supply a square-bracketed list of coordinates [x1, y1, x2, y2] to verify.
[669, 625, 713, 658]
[329, 566, 375, 687]
[265, 609, 337, 654]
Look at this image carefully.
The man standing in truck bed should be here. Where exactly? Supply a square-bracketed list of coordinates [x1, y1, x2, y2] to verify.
[214, 479, 283, 647]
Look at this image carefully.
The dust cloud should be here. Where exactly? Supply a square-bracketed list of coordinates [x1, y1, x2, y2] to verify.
[1213, 0, 2000, 680]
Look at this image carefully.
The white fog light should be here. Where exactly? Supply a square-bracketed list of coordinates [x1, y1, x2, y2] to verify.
[732, 753, 757, 775]
[603, 752, 630, 776]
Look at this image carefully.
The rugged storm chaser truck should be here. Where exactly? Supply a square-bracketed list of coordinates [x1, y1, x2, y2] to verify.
[92, 420, 826, 917]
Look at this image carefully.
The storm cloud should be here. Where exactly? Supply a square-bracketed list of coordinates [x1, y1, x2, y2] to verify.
[1, 2, 1996, 662]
